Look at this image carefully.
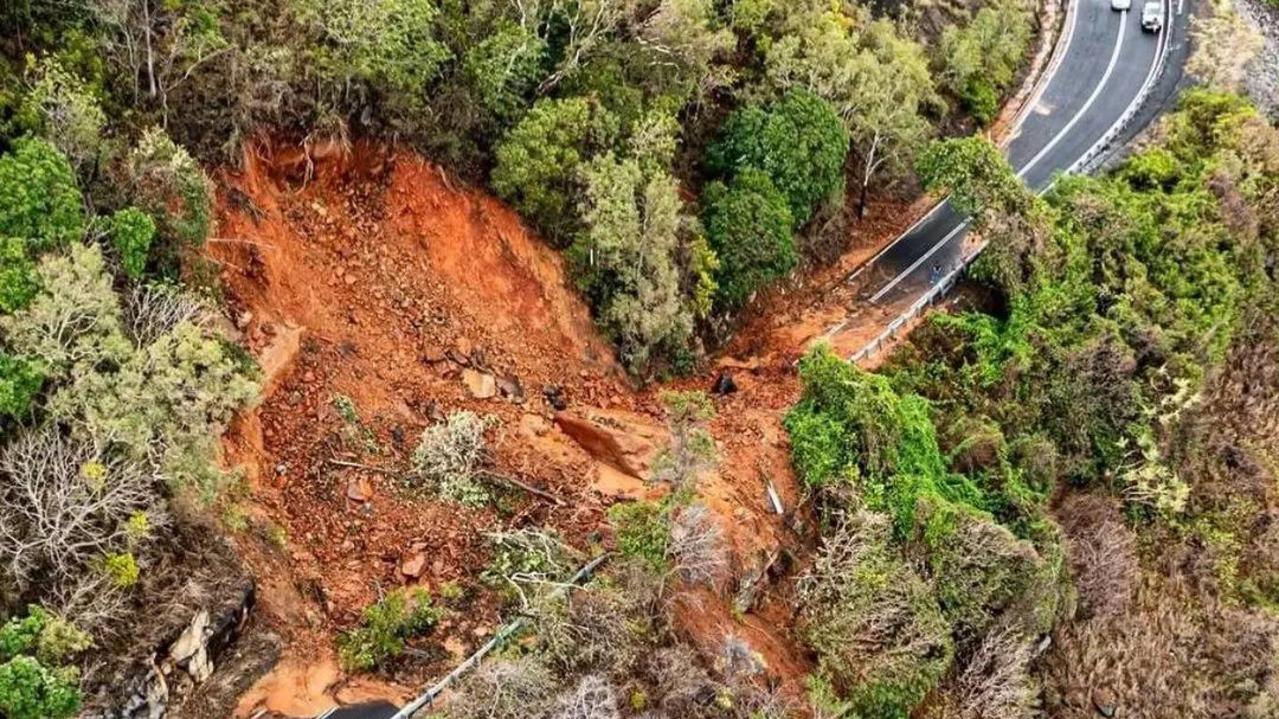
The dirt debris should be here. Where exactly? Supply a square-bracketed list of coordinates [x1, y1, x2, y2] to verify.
[212, 142, 814, 713]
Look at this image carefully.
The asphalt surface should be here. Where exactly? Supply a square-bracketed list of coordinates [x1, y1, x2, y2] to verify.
[850, 0, 1191, 310]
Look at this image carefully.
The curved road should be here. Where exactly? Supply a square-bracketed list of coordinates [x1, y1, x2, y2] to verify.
[833, 0, 1191, 338]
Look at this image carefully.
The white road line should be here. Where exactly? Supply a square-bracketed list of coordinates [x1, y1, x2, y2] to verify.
[1017, 9, 1129, 181]
[869, 7, 1129, 304]
[844, 0, 1082, 287]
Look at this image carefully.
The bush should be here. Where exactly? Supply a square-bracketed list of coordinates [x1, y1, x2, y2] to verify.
[125, 128, 212, 273]
[0, 655, 80, 719]
[443, 657, 556, 719]
[0, 607, 88, 719]
[797, 509, 953, 718]
[607, 500, 671, 574]
[337, 588, 440, 672]
[0, 137, 84, 249]
[409, 410, 494, 506]
[108, 207, 155, 280]
[937, 0, 1034, 126]
[0, 353, 42, 420]
[708, 88, 849, 226]
[701, 169, 795, 310]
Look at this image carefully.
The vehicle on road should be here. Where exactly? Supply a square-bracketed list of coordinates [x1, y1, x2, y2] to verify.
[1111, 0, 1132, 11]
[1141, 0, 1163, 30]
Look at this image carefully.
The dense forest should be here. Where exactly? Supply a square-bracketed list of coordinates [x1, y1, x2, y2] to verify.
[0, 0, 1276, 718]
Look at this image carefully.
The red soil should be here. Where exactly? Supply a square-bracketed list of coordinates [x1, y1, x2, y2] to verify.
[211, 142, 815, 713]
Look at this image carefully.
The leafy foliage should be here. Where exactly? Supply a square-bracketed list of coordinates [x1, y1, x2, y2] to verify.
[410, 410, 494, 507]
[701, 169, 796, 310]
[492, 97, 617, 245]
[708, 88, 849, 226]
[937, 0, 1035, 125]
[108, 207, 155, 280]
[337, 588, 440, 672]
[0, 137, 84, 249]
[0, 607, 88, 719]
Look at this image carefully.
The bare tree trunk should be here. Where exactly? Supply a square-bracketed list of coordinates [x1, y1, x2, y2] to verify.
[143, 0, 157, 98]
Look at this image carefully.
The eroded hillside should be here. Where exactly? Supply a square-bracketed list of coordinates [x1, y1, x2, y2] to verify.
[211, 143, 814, 714]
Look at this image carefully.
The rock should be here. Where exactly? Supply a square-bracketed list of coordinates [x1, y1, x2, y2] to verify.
[400, 552, 426, 579]
[711, 370, 738, 395]
[422, 346, 447, 363]
[542, 384, 568, 411]
[497, 374, 524, 402]
[462, 369, 497, 399]
[170, 610, 212, 683]
[1091, 688, 1117, 718]
[346, 477, 373, 502]
[554, 408, 667, 479]
[455, 336, 473, 358]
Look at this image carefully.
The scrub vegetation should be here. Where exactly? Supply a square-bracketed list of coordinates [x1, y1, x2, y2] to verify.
[783, 89, 1279, 717]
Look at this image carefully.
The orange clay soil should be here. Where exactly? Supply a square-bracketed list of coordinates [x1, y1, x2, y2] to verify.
[214, 142, 833, 715]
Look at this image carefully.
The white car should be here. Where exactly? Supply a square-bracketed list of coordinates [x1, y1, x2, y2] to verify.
[1111, 0, 1132, 10]
[1141, 0, 1164, 30]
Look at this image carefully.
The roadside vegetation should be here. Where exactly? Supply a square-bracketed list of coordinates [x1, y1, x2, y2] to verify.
[783, 89, 1279, 716]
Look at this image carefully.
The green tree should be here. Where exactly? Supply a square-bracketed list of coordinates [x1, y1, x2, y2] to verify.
[0, 137, 84, 249]
[0, 238, 39, 313]
[845, 22, 938, 218]
[492, 97, 617, 244]
[701, 169, 795, 310]
[762, 6, 938, 218]
[937, 0, 1035, 125]
[461, 22, 548, 121]
[708, 88, 849, 226]
[20, 57, 106, 173]
[108, 207, 155, 280]
[0, 607, 88, 719]
[0, 353, 42, 420]
[572, 154, 699, 373]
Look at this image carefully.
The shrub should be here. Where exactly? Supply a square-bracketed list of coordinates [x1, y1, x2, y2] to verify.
[108, 207, 156, 280]
[410, 410, 494, 506]
[125, 127, 212, 272]
[0, 607, 88, 719]
[708, 88, 849, 226]
[530, 578, 650, 673]
[668, 503, 726, 586]
[0, 427, 158, 588]
[0, 353, 42, 420]
[337, 588, 440, 672]
[443, 657, 556, 719]
[0, 137, 84, 249]
[548, 674, 620, 719]
[20, 57, 106, 171]
[937, 0, 1034, 126]
[701, 169, 795, 310]
[0, 655, 80, 719]
[608, 500, 671, 574]
[492, 97, 617, 245]
[797, 509, 953, 718]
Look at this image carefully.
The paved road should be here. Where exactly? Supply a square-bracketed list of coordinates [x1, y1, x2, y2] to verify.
[843, 0, 1190, 316]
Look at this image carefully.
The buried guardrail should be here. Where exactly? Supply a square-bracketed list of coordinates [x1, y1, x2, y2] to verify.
[379, 553, 610, 719]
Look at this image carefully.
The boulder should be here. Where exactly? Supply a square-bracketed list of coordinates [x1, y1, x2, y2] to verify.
[554, 408, 667, 479]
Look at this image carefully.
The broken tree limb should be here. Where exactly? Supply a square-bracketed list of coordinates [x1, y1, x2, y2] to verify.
[386, 553, 610, 719]
[326, 458, 400, 476]
[479, 470, 565, 506]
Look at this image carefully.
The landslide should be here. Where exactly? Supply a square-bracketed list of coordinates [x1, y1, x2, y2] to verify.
[210, 142, 808, 713]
